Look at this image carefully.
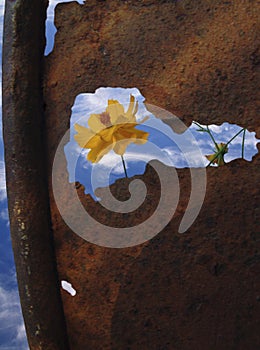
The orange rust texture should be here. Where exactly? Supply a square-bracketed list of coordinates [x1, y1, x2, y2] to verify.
[44, 1, 259, 349]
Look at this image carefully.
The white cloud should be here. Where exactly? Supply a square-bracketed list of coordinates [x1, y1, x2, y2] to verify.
[89, 148, 162, 190]
[0, 160, 6, 186]
[0, 207, 9, 227]
[94, 152, 125, 172]
[207, 124, 223, 134]
[0, 160, 7, 202]
[0, 278, 29, 350]
[226, 130, 259, 147]
[161, 146, 208, 168]
[0, 189, 7, 202]
[16, 323, 26, 341]
[97, 147, 170, 170]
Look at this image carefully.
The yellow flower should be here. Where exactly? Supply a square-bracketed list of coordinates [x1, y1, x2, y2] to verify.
[74, 95, 149, 163]
[206, 143, 228, 166]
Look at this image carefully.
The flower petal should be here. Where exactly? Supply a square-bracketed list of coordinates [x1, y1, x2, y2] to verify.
[85, 134, 103, 149]
[112, 126, 148, 155]
[88, 113, 106, 132]
[120, 125, 149, 143]
[76, 95, 150, 163]
[106, 100, 125, 124]
[113, 139, 133, 155]
[74, 123, 94, 148]
[206, 154, 217, 163]
[125, 95, 137, 123]
[206, 154, 225, 166]
[100, 125, 119, 142]
[87, 139, 113, 163]
[133, 128, 149, 142]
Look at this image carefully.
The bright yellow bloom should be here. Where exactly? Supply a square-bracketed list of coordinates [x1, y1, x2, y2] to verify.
[206, 142, 228, 166]
[74, 95, 149, 163]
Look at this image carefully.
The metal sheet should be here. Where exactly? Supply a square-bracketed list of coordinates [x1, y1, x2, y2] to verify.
[3, 0, 260, 349]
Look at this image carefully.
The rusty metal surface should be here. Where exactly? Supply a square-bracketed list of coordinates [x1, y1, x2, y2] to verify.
[2, 0, 260, 349]
[43, 0, 260, 349]
[2, 0, 69, 349]
[44, 0, 259, 133]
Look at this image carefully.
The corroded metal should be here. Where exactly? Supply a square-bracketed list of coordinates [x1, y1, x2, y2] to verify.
[44, 0, 260, 350]
[44, 1, 259, 349]
[2, 0, 260, 349]
[2, 1, 69, 349]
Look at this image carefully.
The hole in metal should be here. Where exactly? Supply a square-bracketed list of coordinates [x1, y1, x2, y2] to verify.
[45, 0, 85, 56]
[65, 87, 259, 198]
[61, 280, 77, 296]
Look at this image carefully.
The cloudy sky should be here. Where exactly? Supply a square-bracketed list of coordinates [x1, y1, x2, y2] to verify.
[65, 87, 259, 199]
[0, 0, 259, 349]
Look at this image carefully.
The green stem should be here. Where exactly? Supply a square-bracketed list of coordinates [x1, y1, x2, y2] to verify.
[206, 148, 225, 168]
[206, 127, 245, 168]
[121, 155, 128, 178]
[241, 128, 246, 159]
[225, 127, 245, 147]
[206, 125, 219, 149]
[193, 121, 218, 149]
[193, 121, 204, 130]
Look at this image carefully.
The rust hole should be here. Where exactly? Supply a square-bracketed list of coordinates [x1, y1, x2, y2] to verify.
[61, 280, 77, 296]
[45, 0, 85, 56]
[64, 87, 259, 198]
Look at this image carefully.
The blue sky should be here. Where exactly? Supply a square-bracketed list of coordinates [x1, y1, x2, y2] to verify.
[65, 87, 259, 199]
[0, 0, 259, 348]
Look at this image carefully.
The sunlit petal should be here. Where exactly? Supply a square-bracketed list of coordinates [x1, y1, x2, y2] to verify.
[88, 113, 106, 132]
[106, 100, 125, 124]
[74, 123, 94, 148]
[87, 140, 113, 163]
[74, 95, 150, 164]
[114, 139, 133, 155]
[85, 134, 103, 149]
[206, 143, 228, 166]
[100, 125, 118, 142]
[125, 95, 137, 122]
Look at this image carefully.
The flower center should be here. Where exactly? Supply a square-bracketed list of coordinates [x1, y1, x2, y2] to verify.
[100, 112, 111, 127]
